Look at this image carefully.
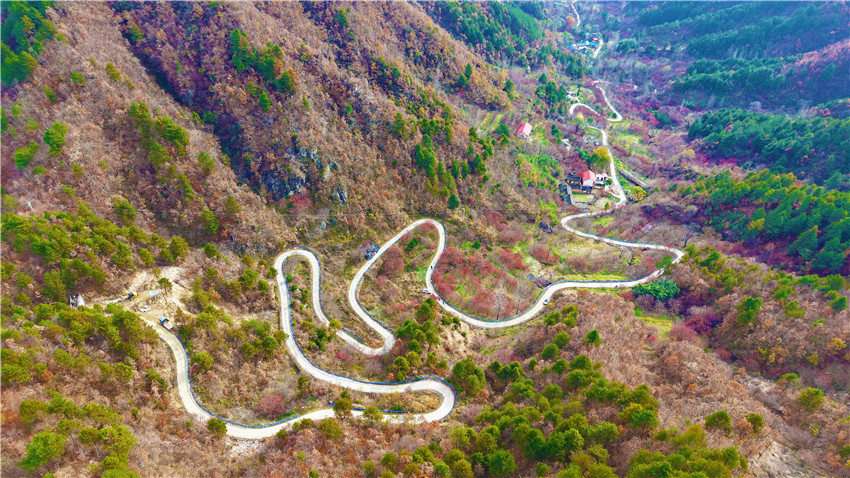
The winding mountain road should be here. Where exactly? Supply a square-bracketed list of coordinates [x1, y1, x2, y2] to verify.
[553, 1, 581, 28]
[140, 14, 685, 438]
[569, 81, 623, 122]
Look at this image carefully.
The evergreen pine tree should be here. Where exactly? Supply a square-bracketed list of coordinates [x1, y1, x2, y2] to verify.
[811, 238, 846, 273]
[448, 193, 460, 210]
[787, 226, 819, 260]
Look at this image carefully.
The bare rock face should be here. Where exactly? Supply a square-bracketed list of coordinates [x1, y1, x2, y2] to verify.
[331, 184, 348, 204]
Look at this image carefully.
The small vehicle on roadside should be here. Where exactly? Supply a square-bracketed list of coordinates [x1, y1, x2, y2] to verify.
[421, 288, 431, 294]
[159, 316, 174, 331]
[543, 299, 549, 305]
[139, 305, 151, 313]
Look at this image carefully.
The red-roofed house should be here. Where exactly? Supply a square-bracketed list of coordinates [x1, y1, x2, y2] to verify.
[581, 170, 595, 188]
[516, 122, 532, 138]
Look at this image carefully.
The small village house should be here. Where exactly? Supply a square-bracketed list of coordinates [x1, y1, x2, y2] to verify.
[595, 172, 609, 186]
[580, 170, 596, 193]
[516, 122, 532, 139]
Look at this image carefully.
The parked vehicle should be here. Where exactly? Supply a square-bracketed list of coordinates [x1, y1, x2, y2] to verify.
[139, 305, 151, 313]
[159, 317, 174, 331]
[421, 288, 431, 294]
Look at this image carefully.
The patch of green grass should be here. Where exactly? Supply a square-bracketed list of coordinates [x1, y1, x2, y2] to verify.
[556, 241, 607, 256]
[456, 284, 468, 298]
[479, 112, 493, 130]
[640, 315, 673, 337]
[505, 318, 544, 337]
[489, 113, 504, 132]
[634, 306, 673, 337]
[561, 272, 628, 281]
[460, 241, 481, 251]
[516, 152, 559, 191]
[593, 216, 614, 227]
[532, 125, 548, 144]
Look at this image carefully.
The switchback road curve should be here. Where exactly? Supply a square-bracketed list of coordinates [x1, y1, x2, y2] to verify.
[143, 30, 684, 439]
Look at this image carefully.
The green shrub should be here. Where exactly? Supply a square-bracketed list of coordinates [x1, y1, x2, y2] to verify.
[381, 452, 398, 469]
[155, 116, 189, 150]
[746, 413, 765, 433]
[113, 199, 136, 224]
[736, 296, 762, 325]
[203, 243, 220, 258]
[18, 399, 48, 425]
[207, 417, 227, 435]
[79, 426, 101, 445]
[1, 2, 58, 87]
[633, 279, 680, 301]
[13, 141, 40, 170]
[797, 387, 825, 412]
[704, 410, 731, 433]
[200, 209, 219, 234]
[70, 72, 85, 86]
[198, 152, 215, 175]
[292, 418, 313, 431]
[105, 62, 122, 81]
[318, 418, 343, 440]
[43, 84, 56, 102]
[18, 430, 66, 471]
[43, 122, 68, 155]
[584, 329, 601, 347]
[191, 352, 214, 372]
[553, 331, 570, 349]
[541, 343, 559, 360]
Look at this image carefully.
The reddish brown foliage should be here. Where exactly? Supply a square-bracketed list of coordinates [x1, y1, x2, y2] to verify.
[497, 248, 527, 271]
[469, 291, 495, 317]
[255, 395, 287, 419]
[379, 246, 405, 277]
[530, 243, 558, 265]
[669, 325, 702, 346]
[440, 247, 465, 266]
[498, 226, 526, 247]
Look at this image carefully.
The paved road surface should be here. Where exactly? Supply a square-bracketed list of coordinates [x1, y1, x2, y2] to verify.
[139, 20, 685, 438]
[553, 1, 581, 28]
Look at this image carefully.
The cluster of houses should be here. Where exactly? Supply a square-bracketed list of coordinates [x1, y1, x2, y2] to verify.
[569, 32, 602, 54]
[565, 169, 609, 193]
[510, 122, 611, 209]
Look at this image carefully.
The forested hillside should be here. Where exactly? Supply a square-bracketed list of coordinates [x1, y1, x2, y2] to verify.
[688, 109, 849, 184]
[682, 170, 850, 275]
[606, 1, 850, 110]
[1, 1, 848, 477]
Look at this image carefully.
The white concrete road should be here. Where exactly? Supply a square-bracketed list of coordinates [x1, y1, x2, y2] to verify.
[553, 1, 581, 28]
[140, 31, 685, 439]
[569, 82, 623, 123]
